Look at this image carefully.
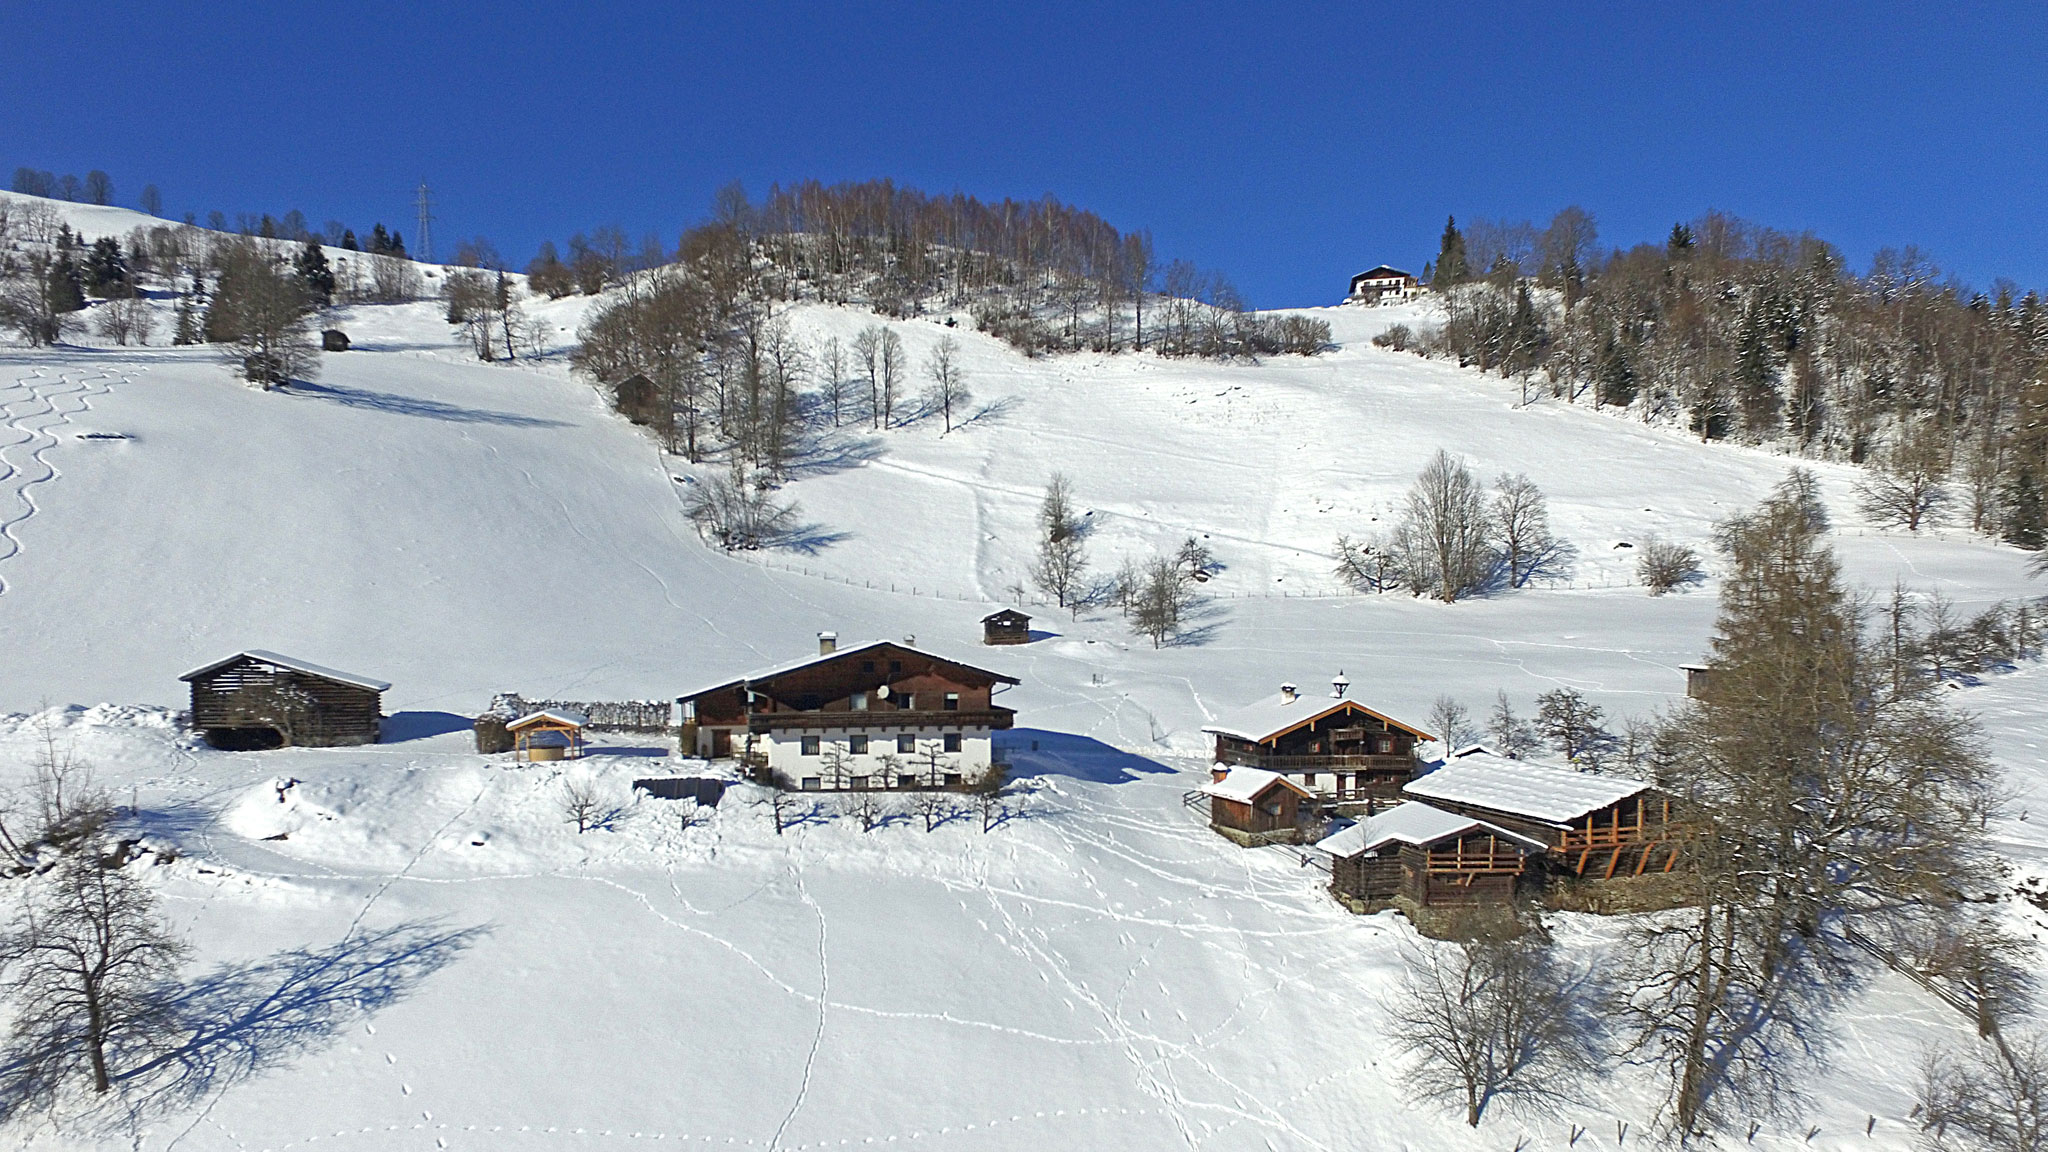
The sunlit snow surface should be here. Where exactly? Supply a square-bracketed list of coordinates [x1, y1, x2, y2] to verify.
[0, 191, 2043, 1149]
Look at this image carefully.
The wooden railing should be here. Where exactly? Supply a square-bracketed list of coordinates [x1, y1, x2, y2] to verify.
[1214, 749, 1417, 774]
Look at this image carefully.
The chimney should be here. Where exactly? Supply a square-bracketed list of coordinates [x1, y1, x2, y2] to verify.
[818, 631, 837, 655]
[1211, 765, 1231, 783]
[1332, 671, 1350, 698]
[1280, 682, 1298, 704]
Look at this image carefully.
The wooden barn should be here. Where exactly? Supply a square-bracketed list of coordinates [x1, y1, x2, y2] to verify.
[1403, 746, 1680, 878]
[180, 650, 388, 749]
[676, 634, 1019, 788]
[1317, 801, 1545, 910]
[1201, 676, 1432, 810]
[981, 609, 1031, 645]
[1198, 766, 1313, 846]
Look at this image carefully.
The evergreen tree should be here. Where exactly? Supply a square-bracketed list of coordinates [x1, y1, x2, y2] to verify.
[47, 251, 86, 314]
[368, 223, 391, 255]
[294, 240, 335, 305]
[83, 237, 129, 297]
[172, 287, 201, 346]
[389, 230, 406, 258]
[1596, 330, 1636, 407]
[2002, 466, 2045, 550]
[1434, 216, 1468, 286]
[340, 229, 358, 251]
[1667, 222, 1695, 257]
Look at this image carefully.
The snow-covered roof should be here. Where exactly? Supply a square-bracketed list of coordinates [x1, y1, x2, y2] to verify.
[677, 640, 1019, 702]
[1351, 266, 1414, 281]
[179, 650, 391, 692]
[1202, 688, 1432, 745]
[1316, 801, 1546, 858]
[508, 709, 587, 730]
[1404, 749, 1650, 826]
[1198, 766, 1311, 804]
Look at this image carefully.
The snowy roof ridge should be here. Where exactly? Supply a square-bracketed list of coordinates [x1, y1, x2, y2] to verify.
[179, 650, 390, 693]
[509, 709, 587, 729]
[1404, 748, 1650, 826]
[1198, 765, 1311, 804]
[1201, 688, 1432, 744]
[677, 639, 1019, 702]
[1315, 801, 1547, 858]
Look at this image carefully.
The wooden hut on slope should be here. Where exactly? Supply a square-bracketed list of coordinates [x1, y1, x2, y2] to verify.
[1198, 766, 1313, 846]
[1402, 746, 1679, 878]
[1316, 802, 1545, 910]
[180, 650, 388, 749]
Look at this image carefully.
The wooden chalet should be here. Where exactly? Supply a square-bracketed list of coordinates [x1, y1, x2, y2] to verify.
[1201, 676, 1432, 809]
[1198, 766, 1313, 846]
[1346, 266, 1420, 305]
[180, 650, 388, 749]
[981, 609, 1032, 646]
[508, 709, 586, 761]
[676, 634, 1018, 789]
[1403, 746, 1679, 878]
[1316, 801, 1545, 910]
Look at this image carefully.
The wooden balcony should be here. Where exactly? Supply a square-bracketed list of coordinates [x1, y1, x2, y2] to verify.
[746, 708, 1016, 733]
[1214, 747, 1417, 776]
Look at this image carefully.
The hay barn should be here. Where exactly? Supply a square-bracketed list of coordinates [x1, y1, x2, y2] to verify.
[180, 650, 388, 749]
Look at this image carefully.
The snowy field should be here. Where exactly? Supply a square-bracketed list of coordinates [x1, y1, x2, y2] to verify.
[0, 194, 2043, 1149]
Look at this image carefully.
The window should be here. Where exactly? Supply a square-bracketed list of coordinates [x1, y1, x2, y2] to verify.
[849, 734, 869, 754]
[943, 693, 959, 711]
[861, 660, 875, 673]
[801, 735, 820, 756]
[943, 733, 961, 753]
[889, 660, 901, 674]
[944, 772, 962, 787]
[801, 777, 821, 791]
[851, 692, 868, 711]
[897, 733, 916, 754]
[1378, 737, 1393, 754]
[798, 695, 820, 712]
[897, 773, 917, 789]
[849, 775, 870, 790]
[900, 693, 916, 710]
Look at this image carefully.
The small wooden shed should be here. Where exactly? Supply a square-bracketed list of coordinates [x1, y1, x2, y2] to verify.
[180, 650, 388, 749]
[508, 709, 587, 761]
[1317, 802, 1545, 910]
[1200, 766, 1313, 845]
[981, 609, 1031, 645]
[1679, 663, 1710, 699]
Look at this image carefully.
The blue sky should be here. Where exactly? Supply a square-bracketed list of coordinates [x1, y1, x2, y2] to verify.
[6, 2, 2044, 306]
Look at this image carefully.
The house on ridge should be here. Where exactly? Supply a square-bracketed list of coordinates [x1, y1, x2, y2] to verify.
[1403, 745, 1680, 878]
[676, 633, 1019, 790]
[1346, 266, 1420, 305]
[1201, 675, 1432, 811]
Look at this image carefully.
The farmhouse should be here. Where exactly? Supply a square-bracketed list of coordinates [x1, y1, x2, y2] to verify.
[180, 650, 388, 749]
[676, 634, 1018, 789]
[1346, 265, 1420, 305]
[1198, 765, 1313, 846]
[1317, 801, 1546, 910]
[1202, 676, 1432, 809]
[1403, 746, 1680, 878]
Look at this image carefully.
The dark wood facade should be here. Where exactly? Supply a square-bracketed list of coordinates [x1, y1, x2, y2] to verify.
[182, 653, 384, 749]
[1329, 827, 1534, 909]
[678, 641, 1018, 778]
[981, 609, 1031, 645]
[1211, 700, 1427, 804]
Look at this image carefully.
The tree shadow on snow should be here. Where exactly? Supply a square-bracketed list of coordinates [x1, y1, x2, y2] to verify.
[0, 920, 484, 1129]
[379, 711, 475, 742]
[283, 381, 567, 428]
[997, 729, 1176, 785]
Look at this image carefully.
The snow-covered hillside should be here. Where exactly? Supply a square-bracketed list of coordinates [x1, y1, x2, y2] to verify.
[0, 193, 2044, 1150]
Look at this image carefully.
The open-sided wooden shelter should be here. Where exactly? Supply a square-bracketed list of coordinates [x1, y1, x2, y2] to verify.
[508, 709, 587, 761]
[180, 650, 388, 749]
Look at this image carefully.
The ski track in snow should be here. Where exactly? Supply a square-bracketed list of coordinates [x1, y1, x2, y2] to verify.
[0, 362, 131, 593]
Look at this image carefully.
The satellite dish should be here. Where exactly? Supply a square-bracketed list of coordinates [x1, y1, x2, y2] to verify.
[876, 684, 891, 699]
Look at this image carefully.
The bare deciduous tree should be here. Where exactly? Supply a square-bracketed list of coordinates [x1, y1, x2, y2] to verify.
[1388, 450, 1498, 603]
[924, 336, 970, 432]
[1491, 473, 1571, 587]
[0, 852, 187, 1101]
[1389, 920, 1599, 1127]
[1428, 695, 1475, 752]
[1917, 1032, 2048, 1152]
[1636, 537, 1703, 595]
[1856, 424, 1952, 532]
[1534, 688, 1615, 766]
[1486, 692, 1542, 759]
[205, 240, 319, 388]
[1031, 473, 1088, 613]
